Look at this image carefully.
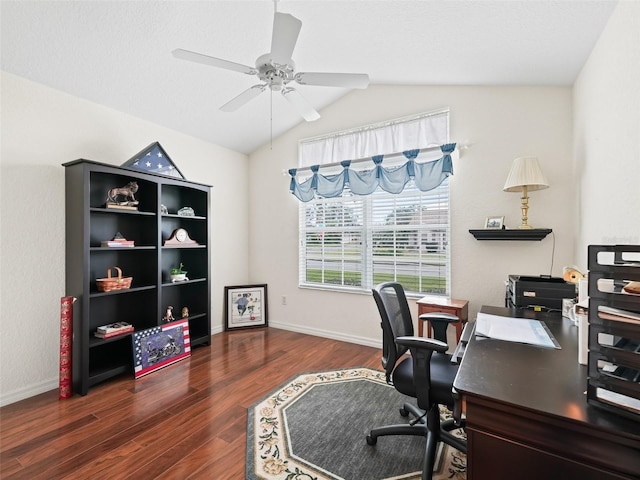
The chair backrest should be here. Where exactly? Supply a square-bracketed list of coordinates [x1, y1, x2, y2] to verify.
[372, 282, 414, 383]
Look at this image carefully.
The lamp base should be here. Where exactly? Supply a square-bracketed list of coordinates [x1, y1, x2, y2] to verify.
[517, 188, 534, 230]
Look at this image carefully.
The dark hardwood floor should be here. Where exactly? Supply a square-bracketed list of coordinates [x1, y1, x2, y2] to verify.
[0, 328, 381, 479]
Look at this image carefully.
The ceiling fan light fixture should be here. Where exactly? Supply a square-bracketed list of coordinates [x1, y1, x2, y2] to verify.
[256, 53, 295, 73]
[268, 76, 284, 91]
[172, 7, 369, 122]
[256, 53, 294, 91]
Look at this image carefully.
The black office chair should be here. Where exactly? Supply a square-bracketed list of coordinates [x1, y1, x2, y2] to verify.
[366, 282, 466, 480]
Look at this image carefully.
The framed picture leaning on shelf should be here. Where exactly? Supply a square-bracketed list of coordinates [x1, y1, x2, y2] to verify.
[224, 284, 268, 330]
[132, 319, 191, 379]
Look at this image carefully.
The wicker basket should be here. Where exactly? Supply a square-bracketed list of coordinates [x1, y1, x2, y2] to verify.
[96, 266, 133, 292]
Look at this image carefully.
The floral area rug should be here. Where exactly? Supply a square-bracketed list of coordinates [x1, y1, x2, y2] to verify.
[246, 367, 466, 480]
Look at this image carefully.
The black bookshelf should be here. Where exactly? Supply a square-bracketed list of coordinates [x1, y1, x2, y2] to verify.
[64, 159, 211, 395]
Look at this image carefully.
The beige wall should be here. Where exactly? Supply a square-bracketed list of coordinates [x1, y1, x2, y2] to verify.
[573, 0, 640, 268]
[247, 0, 640, 350]
[0, 73, 249, 405]
[249, 85, 575, 346]
[2, 0, 638, 406]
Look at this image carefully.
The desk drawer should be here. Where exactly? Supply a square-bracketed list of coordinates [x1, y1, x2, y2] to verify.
[467, 429, 635, 480]
[421, 306, 459, 316]
[465, 396, 640, 479]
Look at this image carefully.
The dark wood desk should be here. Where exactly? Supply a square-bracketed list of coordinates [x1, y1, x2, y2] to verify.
[454, 306, 640, 480]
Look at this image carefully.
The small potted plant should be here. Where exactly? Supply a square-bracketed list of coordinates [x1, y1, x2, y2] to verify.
[170, 263, 189, 283]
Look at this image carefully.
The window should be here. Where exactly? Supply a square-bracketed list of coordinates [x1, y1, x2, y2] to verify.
[296, 111, 451, 296]
[299, 167, 450, 296]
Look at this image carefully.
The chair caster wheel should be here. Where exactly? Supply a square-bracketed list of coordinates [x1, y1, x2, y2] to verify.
[366, 435, 377, 445]
[399, 407, 409, 417]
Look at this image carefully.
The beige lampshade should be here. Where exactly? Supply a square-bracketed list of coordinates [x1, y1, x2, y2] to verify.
[503, 157, 549, 192]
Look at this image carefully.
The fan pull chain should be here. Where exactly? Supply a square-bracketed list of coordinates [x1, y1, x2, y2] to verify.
[270, 89, 273, 150]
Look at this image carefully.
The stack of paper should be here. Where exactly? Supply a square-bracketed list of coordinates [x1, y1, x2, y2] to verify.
[475, 313, 560, 349]
[598, 306, 640, 325]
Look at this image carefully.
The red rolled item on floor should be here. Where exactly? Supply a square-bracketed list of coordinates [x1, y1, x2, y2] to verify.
[59, 296, 75, 399]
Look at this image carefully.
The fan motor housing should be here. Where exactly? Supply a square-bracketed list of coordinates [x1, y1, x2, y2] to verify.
[256, 53, 295, 90]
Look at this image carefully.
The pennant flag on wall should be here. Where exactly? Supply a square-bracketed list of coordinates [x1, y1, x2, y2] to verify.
[122, 142, 185, 179]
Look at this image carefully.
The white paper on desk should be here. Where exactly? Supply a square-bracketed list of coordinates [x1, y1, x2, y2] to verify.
[475, 313, 561, 349]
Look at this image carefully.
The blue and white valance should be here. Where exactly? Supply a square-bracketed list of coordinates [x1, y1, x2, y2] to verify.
[289, 143, 455, 202]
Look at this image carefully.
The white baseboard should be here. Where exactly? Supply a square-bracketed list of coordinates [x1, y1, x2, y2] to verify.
[1, 378, 58, 407]
[211, 321, 380, 348]
[211, 324, 224, 335]
[267, 321, 381, 349]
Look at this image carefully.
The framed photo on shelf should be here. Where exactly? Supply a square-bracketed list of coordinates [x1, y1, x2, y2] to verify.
[484, 216, 505, 229]
[224, 284, 268, 331]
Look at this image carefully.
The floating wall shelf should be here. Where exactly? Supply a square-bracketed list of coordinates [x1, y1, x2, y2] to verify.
[469, 228, 552, 241]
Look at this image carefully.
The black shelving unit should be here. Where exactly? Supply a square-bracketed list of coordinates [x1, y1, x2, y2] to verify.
[64, 159, 211, 395]
[587, 244, 640, 421]
[469, 228, 552, 241]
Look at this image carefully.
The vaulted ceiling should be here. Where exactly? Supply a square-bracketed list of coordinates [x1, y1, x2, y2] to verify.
[1, 1, 617, 154]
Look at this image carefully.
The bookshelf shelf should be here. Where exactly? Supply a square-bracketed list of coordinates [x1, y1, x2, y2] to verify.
[469, 228, 552, 241]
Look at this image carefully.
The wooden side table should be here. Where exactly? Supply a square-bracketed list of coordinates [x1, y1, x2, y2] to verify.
[416, 296, 469, 343]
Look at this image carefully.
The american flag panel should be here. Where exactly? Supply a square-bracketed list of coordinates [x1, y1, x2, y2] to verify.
[132, 319, 191, 379]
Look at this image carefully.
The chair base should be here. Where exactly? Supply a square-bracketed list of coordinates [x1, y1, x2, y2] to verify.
[366, 402, 466, 480]
[366, 402, 427, 444]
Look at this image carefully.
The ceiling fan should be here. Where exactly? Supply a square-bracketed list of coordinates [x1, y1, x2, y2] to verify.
[172, 3, 369, 122]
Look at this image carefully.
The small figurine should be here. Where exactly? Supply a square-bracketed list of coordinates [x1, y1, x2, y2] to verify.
[177, 206, 195, 217]
[562, 266, 585, 284]
[106, 181, 139, 207]
[181, 306, 189, 318]
[162, 305, 175, 323]
[160, 204, 168, 214]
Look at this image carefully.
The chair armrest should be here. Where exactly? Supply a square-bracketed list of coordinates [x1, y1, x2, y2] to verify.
[418, 312, 460, 324]
[396, 336, 448, 354]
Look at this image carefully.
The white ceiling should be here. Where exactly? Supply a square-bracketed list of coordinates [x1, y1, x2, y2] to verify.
[1, 1, 617, 155]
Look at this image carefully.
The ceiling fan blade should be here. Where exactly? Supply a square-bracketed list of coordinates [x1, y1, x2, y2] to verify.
[270, 12, 302, 64]
[172, 48, 257, 75]
[281, 88, 320, 122]
[220, 85, 267, 112]
[295, 72, 370, 89]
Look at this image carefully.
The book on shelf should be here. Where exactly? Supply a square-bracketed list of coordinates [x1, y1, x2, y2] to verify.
[101, 240, 135, 247]
[106, 203, 138, 211]
[95, 326, 134, 339]
[97, 321, 133, 334]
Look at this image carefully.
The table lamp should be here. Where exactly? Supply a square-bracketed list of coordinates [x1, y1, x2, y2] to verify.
[503, 157, 548, 229]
